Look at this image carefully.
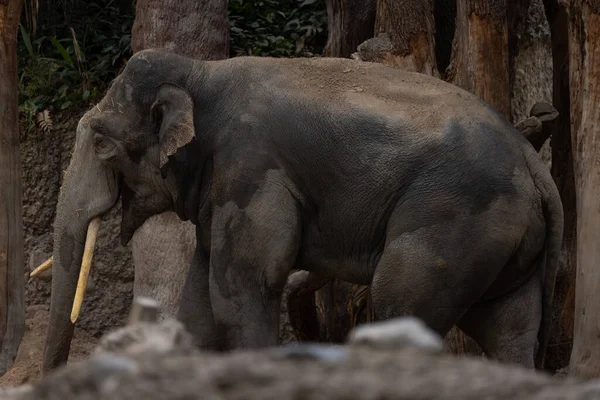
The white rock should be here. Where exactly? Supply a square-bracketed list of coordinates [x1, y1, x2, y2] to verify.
[347, 317, 443, 351]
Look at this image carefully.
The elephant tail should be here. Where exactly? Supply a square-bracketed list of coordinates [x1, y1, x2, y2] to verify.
[531, 156, 564, 370]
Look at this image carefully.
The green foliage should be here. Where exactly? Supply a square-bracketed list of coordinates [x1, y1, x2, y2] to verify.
[16, 0, 328, 129]
[17, 0, 133, 125]
[229, 0, 327, 57]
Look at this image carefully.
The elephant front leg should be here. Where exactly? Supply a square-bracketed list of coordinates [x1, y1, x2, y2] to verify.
[209, 193, 300, 350]
[177, 226, 219, 350]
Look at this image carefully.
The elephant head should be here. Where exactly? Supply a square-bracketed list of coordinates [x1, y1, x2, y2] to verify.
[43, 49, 203, 374]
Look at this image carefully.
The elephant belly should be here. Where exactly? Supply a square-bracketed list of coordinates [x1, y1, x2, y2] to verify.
[292, 200, 391, 285]
[294, 230, 380, 286]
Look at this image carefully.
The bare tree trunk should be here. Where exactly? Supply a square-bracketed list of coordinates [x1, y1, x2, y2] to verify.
[0, 0, 25, 376]
[368, 0, 437, 74]
[324, 0, 376, 58]
[447, 0, 511, 119]
[566, 0, 600, 380]
[542, 0, 577, 373]
[131, 0, 229, 60]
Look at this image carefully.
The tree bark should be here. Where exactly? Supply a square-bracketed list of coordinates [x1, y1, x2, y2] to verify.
[566, 0, 600, 379]
[447, 0, 511, 119]
[542, 0, 577, 373]
[0, 0, 25, 376]
[507, 0, 533, 89]
[324, 0, 376, 58]
[131, 0, 229, 60]
[367, 0, 437, 75]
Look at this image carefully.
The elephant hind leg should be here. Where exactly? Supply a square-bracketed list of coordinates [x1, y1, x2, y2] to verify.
[456, 266, 543, 369]
[370, 214, 518, 340]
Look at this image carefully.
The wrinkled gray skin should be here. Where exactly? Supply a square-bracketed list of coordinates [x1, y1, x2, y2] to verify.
[43, 49, 563, 375]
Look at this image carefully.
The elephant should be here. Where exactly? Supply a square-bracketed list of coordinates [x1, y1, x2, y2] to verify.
[42, 48, 563, 375]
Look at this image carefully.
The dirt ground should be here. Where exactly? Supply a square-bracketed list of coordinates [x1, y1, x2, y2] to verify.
[0, 305, 98, 388]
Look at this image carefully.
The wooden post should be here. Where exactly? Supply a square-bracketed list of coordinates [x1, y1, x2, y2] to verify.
[0, 0, 25, 376]
[566, 0, 600, 379]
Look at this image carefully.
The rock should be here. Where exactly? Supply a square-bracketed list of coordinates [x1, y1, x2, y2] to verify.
[12, 318, 600, 400]
[347, 316, 443, 352]
[94, 319, 194, 358]
[266, 343, 347, 364]
[19, 330, 600, 400]
[0, 384, 33, 400]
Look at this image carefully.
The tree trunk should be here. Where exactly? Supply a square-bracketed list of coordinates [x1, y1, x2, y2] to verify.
[566, 0, 600, 379]
[131, 0, 229, 60]
[0, 0, 25, 376]
[447, 0, 511, 119]
[542, 0, 577, 373]
[367, 0, 437, 74]
[324, 0, 376, 58]
[507, 0, 533, 89]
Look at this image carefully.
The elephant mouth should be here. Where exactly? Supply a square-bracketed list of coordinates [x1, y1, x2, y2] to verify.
[120, 182, 172, 245]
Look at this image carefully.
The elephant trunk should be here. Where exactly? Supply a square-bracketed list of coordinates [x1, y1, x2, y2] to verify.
[42, 213, 87, 373]
[42, 114, 119, 375]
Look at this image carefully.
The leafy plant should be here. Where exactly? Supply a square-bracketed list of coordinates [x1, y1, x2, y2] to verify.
[17, 0, 133, 128]
[229, 0, 327, 57]
[17, 0, 328, 132]
[36, 109, 53, 133]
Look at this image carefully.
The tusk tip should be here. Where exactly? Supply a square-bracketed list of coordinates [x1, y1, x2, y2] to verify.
[70, 217, 103, 325]
[30, 256, 53, 277]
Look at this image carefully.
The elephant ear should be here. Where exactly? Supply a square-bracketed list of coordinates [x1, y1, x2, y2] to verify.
[151, 83, 196, 168]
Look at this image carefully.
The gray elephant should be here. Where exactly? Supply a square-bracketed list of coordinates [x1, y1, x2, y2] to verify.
[42, 49, 563, 375]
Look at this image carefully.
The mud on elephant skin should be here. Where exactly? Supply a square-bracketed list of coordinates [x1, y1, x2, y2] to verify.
[42, 49, 563, 375]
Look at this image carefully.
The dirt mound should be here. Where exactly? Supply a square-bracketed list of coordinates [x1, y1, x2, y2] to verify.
[19, 320, 592, 400]
[0, 305, 98, 388]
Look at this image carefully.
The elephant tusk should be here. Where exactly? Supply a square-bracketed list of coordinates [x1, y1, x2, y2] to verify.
[30, 257, 53, 277]
[71, 217, 102, 323]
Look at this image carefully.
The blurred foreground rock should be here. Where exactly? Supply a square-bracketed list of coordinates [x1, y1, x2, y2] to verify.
[5, 316, 600, 400]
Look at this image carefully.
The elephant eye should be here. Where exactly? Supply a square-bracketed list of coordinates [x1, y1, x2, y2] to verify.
[93, 133, 118, 161]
